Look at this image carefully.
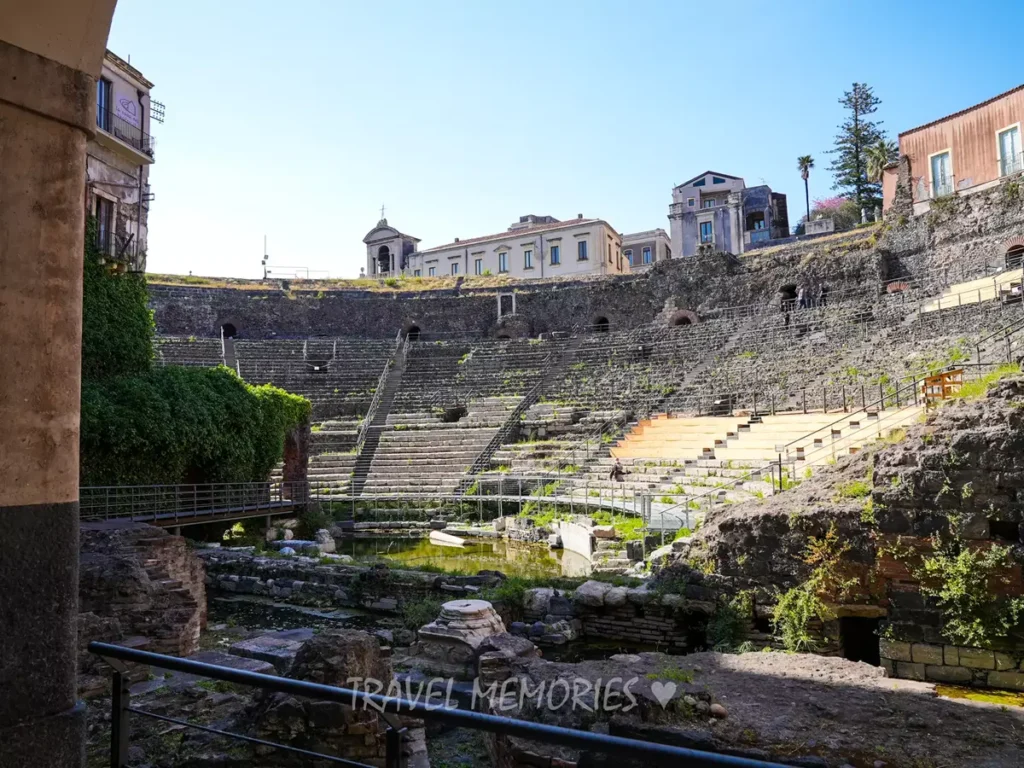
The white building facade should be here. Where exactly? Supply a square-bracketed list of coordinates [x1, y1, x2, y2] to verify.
[621, 228, 672, 271]
[363, 214, 626, 279]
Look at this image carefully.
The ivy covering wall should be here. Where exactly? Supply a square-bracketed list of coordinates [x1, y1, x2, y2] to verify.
[80, 222, 310, 485]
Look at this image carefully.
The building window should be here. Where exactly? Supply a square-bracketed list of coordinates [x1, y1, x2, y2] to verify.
[702, 199, 716, 209]
[642, 247, 652, 264]
[474, 258, 483, 275]
[687, 197, 695, 207]
[930, 150, 953, 198]
[96, 78, 112, 131]
[428, 266, 436, 277]
[95, 196, 114, 254]
[700, 221, 714, 244]
[497, 252, 508, 273]
[451, 262, 460, 276]
[693, 178, 706, 187]
[998, 125, 1021, 176]
[712, 176, 726, 184]
[524, 249, 533, 269]
[414, 269, 421, 277]
[624, 249, 633, 265]
[550, 245, 560, 265]
[666, 245, 672, 260]
[577, 241, 588, 261]
[607, 243, 613, 263]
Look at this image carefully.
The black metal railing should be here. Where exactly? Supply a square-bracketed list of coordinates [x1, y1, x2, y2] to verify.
[96, 104, 155, 158]
[89, 641, 785, 768]
[79, 482, 308, 524]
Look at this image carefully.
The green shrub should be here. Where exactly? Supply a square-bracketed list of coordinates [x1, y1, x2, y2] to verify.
[707, 592, 752, 651]
[401, 596, 444, 630]
[919, 542, 1024, 648]
[80, 367, 309, 484]
[82, 219, 153, 379]
[79, 222, 310, 485]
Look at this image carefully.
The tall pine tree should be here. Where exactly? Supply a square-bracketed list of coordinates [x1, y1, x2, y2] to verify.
[829, 83, 887, 212]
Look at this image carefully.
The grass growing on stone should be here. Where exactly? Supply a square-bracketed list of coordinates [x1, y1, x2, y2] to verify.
[951, 363, 1021, 401]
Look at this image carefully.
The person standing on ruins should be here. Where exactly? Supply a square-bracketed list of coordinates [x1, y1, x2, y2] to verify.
[797, 285, 807, 310]
[609, 459, 628, 482]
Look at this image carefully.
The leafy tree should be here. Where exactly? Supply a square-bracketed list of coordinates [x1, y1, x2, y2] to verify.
[797, 155, 815, 228]
[866, 138, 898, 183]
[811, 196, 861, 232]
[828, 83, 888, 212]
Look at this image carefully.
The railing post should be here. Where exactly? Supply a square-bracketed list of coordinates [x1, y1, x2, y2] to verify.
[110, 670, 130, 768]
[385, 725, 404, 768]
[842, 385, 847, 413]
[802, 388, 806, 414]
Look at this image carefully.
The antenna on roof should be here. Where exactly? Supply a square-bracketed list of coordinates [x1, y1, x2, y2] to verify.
[261, 235, 269, 280]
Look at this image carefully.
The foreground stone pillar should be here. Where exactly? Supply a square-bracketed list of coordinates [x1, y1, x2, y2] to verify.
[0, 23, 114, 766]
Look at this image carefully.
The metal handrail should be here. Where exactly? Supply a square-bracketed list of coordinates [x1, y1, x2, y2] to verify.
[653, 375, 927, 523]
[89, 641, 785, 768]
[354, 331, 404, 452]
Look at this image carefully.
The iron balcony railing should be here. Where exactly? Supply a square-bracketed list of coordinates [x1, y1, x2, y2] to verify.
[1001, 152, 1023, 178]
[96, 104, 155, 158]
[90, 641, 786, 768]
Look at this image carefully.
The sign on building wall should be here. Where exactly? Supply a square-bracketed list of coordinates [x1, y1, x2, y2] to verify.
[114, 83, 141, 127]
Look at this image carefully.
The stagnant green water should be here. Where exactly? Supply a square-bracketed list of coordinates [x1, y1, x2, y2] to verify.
[335, 536, 591, 578]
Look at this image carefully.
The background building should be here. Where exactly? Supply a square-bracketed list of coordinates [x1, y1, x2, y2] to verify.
[668, 171, 788, 257]
[621, 228, 671, 271]
[86, 50, 156, 272]
[883, 84, 1023, 216]
[364, 214, 626, 279]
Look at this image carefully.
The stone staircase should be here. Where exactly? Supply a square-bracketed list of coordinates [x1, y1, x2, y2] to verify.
[361, 397, 518, 496]
[350, 358, 406, 496]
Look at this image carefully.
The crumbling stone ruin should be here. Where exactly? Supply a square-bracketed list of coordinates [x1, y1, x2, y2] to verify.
[78, 522, 206, 695]
[678, 375, 1024, 688]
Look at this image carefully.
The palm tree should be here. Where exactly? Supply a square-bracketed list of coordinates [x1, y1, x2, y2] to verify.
[866, 139, 898, 183]
[797, 155, 814, 227]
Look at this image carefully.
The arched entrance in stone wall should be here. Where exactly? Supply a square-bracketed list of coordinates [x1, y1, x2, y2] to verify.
[668, 309, 699, 327]
[779, 284, 798, 311]
[221, 322, 238, 339]
[406, 324, 421, 341]
[592, 316, 610, 333]
[1005, 238, 1024, 270]
[377, 245, 392, 274]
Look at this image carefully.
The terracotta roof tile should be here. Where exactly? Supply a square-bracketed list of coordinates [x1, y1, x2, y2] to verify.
[899, 83, 1024, 137]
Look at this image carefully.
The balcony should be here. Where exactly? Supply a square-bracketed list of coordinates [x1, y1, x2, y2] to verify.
[95, 104, 154, 162]
[1001, 152, 1023, 178]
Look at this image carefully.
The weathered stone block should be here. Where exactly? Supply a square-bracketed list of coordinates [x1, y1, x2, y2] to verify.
[958, 647, 995, 670]
[994, 652, 1016, 671]
[895, 661, 926, 681]
[942, 645, 959, 666]
[879, 639, 913, 662]
[910, 643, 944, 665]
[924, 664, 972, 684]
[987, 670, 1024, 691]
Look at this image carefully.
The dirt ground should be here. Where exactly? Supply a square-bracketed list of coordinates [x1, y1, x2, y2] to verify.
[501, 649, 1024, 767]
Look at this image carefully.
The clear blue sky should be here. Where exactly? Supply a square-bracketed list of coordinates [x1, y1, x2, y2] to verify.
[107, 0, 1023, 279]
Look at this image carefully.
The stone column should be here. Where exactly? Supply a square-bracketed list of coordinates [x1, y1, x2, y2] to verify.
[0, 39, 103, 768]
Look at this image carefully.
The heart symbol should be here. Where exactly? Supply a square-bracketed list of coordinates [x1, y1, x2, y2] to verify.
[650, 681, 677, 708]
